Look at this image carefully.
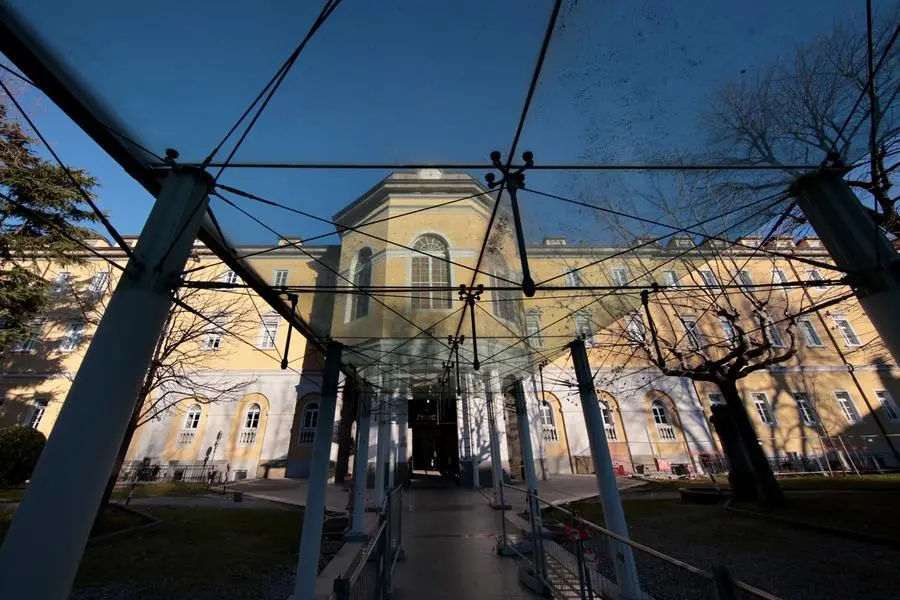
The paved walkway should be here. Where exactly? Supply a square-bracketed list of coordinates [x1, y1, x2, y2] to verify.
[231, 478, 356, 511]
[231, 474, 643, 511]
[391, 487, 536, 599]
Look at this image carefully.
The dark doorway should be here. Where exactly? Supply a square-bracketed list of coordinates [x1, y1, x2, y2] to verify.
[409, 387, 459, 485]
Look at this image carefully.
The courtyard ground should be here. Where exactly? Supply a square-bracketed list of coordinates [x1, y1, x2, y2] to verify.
[560, 488, 900, 600]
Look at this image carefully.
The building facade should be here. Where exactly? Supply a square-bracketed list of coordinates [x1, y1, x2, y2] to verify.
[2, 170, 898, 483]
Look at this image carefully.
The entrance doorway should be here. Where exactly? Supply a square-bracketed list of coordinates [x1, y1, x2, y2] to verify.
[409, 388, 459, 485]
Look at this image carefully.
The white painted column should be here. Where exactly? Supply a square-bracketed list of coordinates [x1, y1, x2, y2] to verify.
[513, 379, 546, 580]
[570, 341, 640, 599]
[294, 342, 344, 600]
[793, 167, 900, 365]
[484, 371, 505, 505]
[348, 382, 371, 540]
[388, 400, 396, 492]
[0, 169, 211, 600]
[373, 397, 390, 509]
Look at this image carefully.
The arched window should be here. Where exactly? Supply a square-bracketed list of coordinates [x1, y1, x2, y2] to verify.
[600, 401, 617, 440]
[240, 403, 261, 446]
[178, 404, 201, 446]
[244, 403, 261, 429]
[651, 399, 676, 440]
[489, 253, 519, 323]
[184, 404, 202, 429]
[540, 398, 559, 442]
[410, 235, 451, 309]
[299, 402, 319, 445]
[351, 248, 372, 320]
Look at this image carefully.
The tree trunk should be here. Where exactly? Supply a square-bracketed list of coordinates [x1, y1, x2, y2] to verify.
[717, 379, 785, 506]
[333, 377, 357, 483]
[708, 404, 757, 501]
[96, 402, 142, 510]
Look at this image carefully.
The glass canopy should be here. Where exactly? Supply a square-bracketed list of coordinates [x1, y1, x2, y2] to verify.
[1, 0, 890, 386]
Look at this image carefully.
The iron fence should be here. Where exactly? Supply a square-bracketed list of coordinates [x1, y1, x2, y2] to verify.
[332, 485, 404, 600]
[333, 520, 386, 600]
[498, 484, 781, 600]
[118, 461, 224, 484]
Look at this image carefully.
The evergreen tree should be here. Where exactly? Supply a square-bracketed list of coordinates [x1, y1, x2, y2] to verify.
[0, 96, 100, 348]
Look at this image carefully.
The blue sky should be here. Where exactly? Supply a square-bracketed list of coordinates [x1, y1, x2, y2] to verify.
[3, 0, 864, 245]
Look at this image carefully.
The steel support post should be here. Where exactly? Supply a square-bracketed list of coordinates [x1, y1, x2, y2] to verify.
[294, 341, 344, 600]
[397, 390, 409, 488]
[347, 382, 371, 541]
[0, 169, 212, 600]
[485, 372, 508, 509]
[792, 166, 900, 365]
[373, 398, 391, 509]
[570, 341, 641, 599]
[512, 379, 547, 586]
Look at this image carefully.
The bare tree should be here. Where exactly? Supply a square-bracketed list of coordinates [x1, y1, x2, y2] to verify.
[83, 265, 259, 507]
[707, 10, 899, 232]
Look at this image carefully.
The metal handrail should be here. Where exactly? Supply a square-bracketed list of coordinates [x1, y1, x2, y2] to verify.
[344, 520, 386, 585]
[527, 490, 782, 600]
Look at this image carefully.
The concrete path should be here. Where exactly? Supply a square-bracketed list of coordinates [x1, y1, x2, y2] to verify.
[391, 487, 537, 599]
[125, 495, 289, 510]
[231, 474, 644, 512]
[231, 478, 356, 511]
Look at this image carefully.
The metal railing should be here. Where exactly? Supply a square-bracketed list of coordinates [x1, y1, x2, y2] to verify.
[118, 461, 223, 484]
[238, 429, 257, 446]
[499, 483, 781, 600]
[332, 485, 404, 600]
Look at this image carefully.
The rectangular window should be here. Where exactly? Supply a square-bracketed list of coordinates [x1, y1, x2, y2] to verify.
[793, 392, 818, 426]
[752, 392, 776, 426]
[28, 398, 48, 429]
[574, 313, 594, 342]
[662, 270, 679, 288]
[757, 316, 784, 348]
[410, 248, 452, 310]
[564, 269, 584, 288]
[625, 312, 647, 345]
[12, 318, 45, 352]
[718, 317, 736, 347]
[832, 315, 861, 347]
[59, 320, 85, 352]
[834, 391, 860, 424]
[806, 269, 825, 291]
[699, 270, 719, 288]
[874, 390, 899, 421]
[772, 269, 787, 285]
[525, 312, 543, 347]
[799, 319, 823, 347]
[737, 270, 753, 289]
[221, 270, 238, 285]
[51, 271, 72, 294]
[257, 314, 280, 349]
[708, 392, 726, 406]
[203, 313, 228, 351]
[272, 269, 289, 287]
[681, 317, 704, 351]
[88, 271, 110, 297]
[610, 267, 629, 287]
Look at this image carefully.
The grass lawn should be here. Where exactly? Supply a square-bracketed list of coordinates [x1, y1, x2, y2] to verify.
[110, 481, 213, 501]
[72, 506, 305, 599]
[0, 504, 146, 541]
[630, 473, 900, 494]
[0, 488, 24, 502]
[553, 492, 900, 599]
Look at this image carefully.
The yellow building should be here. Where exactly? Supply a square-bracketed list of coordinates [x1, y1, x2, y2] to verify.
[2, 170, 898, 482]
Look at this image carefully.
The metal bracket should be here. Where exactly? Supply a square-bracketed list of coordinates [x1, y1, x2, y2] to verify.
[485, 150, 536, 297]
